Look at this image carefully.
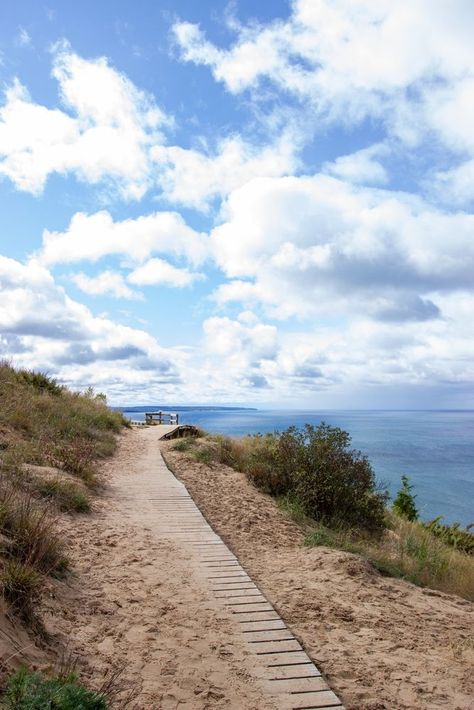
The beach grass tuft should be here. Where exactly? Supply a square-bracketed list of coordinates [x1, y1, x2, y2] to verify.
[0, 361, 125, 625]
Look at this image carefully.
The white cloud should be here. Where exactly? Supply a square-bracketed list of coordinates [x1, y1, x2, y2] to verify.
[128, 258, 204, 288]
[211, 174, 474, 320]
[71, 270, 142, 300]
[323, 144, 388, 185]
[0, 44, 299, 208]
[173, 1, 474, 107]
[197, 307, 474, 402]
[0, 255, 182, 398]
[152, 132, 298, 210]
[16, 28, 32, 47]
[0, 43, 169, 198]
[38, 210, 208, 267]
[173, 0, 474, 205]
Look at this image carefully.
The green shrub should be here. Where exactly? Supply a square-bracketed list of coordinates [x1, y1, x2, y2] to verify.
[393, 475, 419, 521]
[205, 424, 388, 532]
[289, 424, 387, 531]
[4, 667, 108, 709]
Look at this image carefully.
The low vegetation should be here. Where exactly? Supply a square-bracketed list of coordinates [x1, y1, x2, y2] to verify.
[178, 425, 474, 600]
[0, 362, 125, 626]
[2, 667, 108, 710]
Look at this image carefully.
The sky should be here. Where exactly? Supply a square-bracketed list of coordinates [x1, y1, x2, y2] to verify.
[0, 0, 473, 408]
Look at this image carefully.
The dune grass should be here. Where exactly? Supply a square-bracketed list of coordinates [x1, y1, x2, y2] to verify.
[3, 667, 108, 710]
[0, 362, 125, 624]
[177, 429, 474, 600]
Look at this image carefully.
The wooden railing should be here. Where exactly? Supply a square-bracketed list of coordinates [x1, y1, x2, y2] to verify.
[145, 411, 179, 425]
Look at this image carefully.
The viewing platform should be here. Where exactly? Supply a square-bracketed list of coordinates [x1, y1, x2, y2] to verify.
[145, 411, 179, 425]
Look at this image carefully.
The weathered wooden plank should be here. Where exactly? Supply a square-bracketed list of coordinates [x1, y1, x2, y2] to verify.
[265, 676, 329, 693]
[279, 690, 343, 709]
[243, 629, 294, 642]
[262, 663, 321, 680]
[224, 595, 268, 605]
[260, 651, 311, 666]
[240, 619, 287, 632]
[229, 602, 274, 613]
[250, 639, 302, 654]
[215, 589, 263, 598]
[234, 611, 281, 623]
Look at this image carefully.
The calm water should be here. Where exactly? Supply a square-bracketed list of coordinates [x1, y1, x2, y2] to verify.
[121, 408, 474, 527]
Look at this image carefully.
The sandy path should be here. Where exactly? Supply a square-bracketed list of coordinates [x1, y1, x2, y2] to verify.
[162, 440, 474, 710]
[41, 429, 278, 709]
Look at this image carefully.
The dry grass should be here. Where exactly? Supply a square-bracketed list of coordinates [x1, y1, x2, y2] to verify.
[302, 513, 474, 601]
[187, 432, 474, 601]
[0, 362, 125, 623]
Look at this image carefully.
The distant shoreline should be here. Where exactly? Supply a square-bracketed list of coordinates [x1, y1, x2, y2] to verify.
[115, 405, 258, 412]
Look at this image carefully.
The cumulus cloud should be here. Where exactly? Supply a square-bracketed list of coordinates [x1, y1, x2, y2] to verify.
[38, 210, 208, 267]
[152, 132, 298, 210]
[0, 43, 169, 198]
[71, 270, 143, 300]
[16, 27, 32, 47]
[323, 144, 389, 185]
[0, 44, 298, 208]
[173, 1, 474, 110]
[128, 258, 204, 287]
[211, 174, 474, 320]
[173, 0, 474, 205]
[0, 255, 183, 398]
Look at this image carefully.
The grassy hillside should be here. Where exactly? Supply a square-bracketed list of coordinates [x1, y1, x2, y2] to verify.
[0, 362, 125, 628]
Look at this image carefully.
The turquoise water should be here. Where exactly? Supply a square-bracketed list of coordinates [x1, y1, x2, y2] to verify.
[121, 408, 474, 527]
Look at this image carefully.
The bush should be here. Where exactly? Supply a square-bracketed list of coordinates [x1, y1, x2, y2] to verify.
[4, 667, 108, 709]
[206, 424, 388, 532]
[393, 475, 419, 521]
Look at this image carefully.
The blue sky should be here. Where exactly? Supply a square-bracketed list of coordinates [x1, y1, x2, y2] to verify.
[1, 0, 474, 407]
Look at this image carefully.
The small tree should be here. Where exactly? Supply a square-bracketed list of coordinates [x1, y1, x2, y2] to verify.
[392, 475, 419, 521]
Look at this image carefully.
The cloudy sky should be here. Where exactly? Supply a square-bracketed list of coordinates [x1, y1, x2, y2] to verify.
[1, 0, 473, 408]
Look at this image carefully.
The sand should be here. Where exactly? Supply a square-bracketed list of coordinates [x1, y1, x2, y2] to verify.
[38, 428, 276, 709]
[162, 438, 474, 710]
[1, 426, 472, 709]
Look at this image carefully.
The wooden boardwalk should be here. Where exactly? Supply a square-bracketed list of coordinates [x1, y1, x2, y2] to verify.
[121, 426, 345, 709]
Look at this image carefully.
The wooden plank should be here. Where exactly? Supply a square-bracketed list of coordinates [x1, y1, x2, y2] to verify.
[250, 639, 302, 654]
[215, 589, 263, 598]
[279, 690, 343, 709]
[229, 602, 274, 614]
[212, 584, 258, 592]
[234, 611, 281, 623]
[240, 619, 287, 632]
[263, 664, 321, 680]
[265, 677, 329, 693]
[243, 629, 294, 642]
[260, 651, 311, 666]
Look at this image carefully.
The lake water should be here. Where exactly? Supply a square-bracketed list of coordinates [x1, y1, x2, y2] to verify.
[120, 408, 474, 527]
